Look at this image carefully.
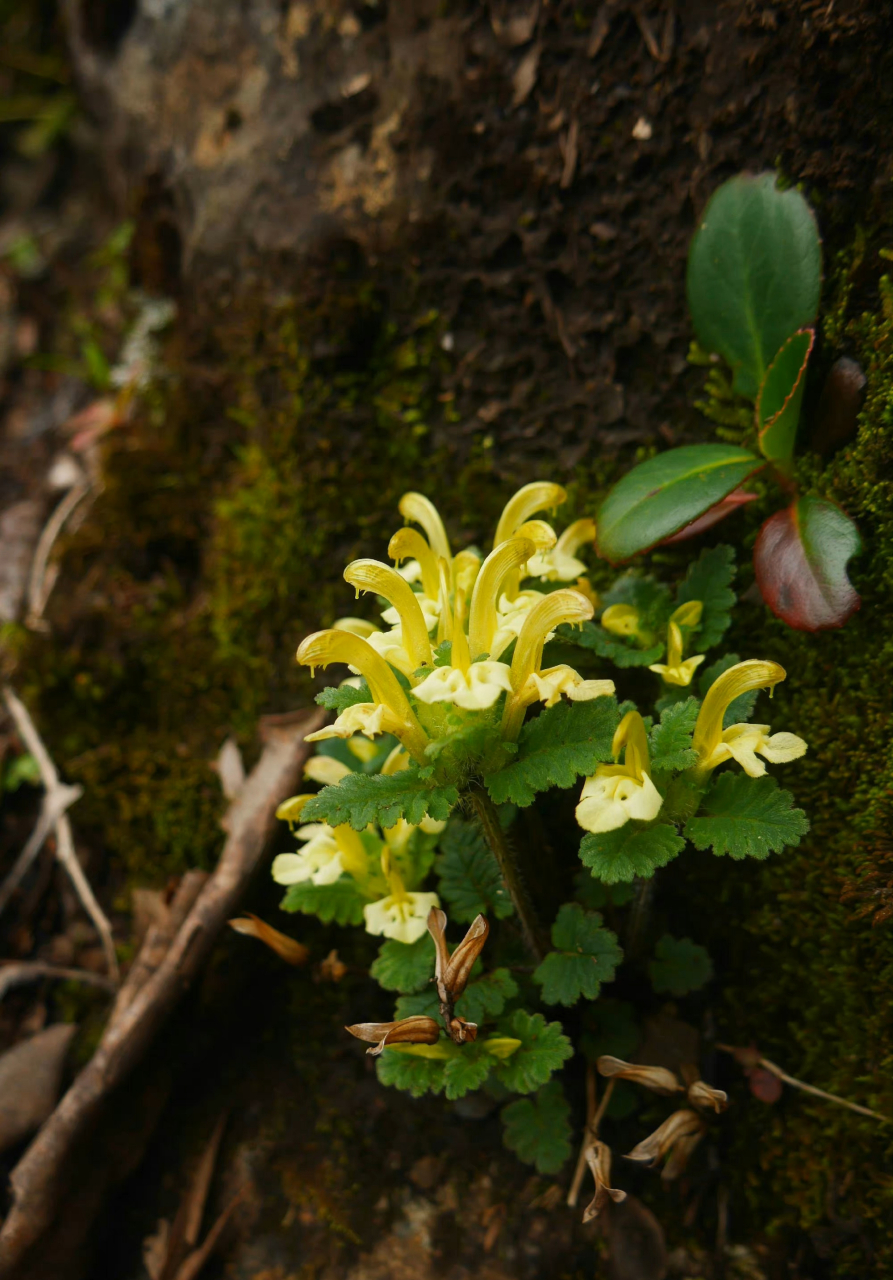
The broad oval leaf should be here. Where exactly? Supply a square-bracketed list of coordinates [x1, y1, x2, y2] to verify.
[754, 496, 861, 631]
[663, 488, 757, 544]
[687, 173, 822, 398]
[597, 445, 764, 563]
[756, 328, 814, 470]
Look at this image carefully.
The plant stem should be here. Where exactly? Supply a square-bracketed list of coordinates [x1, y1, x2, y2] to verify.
[465, 786, 548, 961]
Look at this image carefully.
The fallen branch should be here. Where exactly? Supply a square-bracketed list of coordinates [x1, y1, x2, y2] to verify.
[717, 1044, 890, 1124]
[3, 685, 118, 982]
[0, 707, 323, 1275]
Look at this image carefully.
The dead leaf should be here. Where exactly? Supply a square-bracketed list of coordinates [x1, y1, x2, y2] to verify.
[0, 1024, 76, 1153]
[512, 43, 540, 108]
[748, 1067, 784, 1104]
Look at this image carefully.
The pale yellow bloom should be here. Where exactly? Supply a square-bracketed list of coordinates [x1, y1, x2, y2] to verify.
[273, 820, 369, 887]
[702, 722, 807, 778]
[273, 823, 342, 887]
[576, 710, 663, 834]
[493, 481, 567, 547]
[601, 603, 642, 638]
[521, 665, 615, 709]
[303, 756, 352, 786]
[363, 890, 441, 944]
[490, 589, 546, 660]
[649, 602, 705, 687]
[363, 625, 416, 678]
[502, 588, 595, 740]
[305, 701, 399, 743]
[526, 517, 596, 582]
[413, 660, 513, 710]
[692, 659, 806, 778]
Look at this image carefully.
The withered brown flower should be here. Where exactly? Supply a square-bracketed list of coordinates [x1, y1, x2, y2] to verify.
[596, 1055, 683, 1096]
[428, 907, 490, 1043]
[582, 1140, 627, 1223]
[345, 1015, 441, 1057]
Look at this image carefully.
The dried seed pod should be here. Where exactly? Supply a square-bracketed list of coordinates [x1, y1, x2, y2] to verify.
[345, 1016, 441, 1057]
[597, 1055, 683, 1095]
[687, 1079, 729, 1114]
[660, 1123, 706, 1182]
[582, 1141, 627, 1223]
[625, 1109, 705, 1167]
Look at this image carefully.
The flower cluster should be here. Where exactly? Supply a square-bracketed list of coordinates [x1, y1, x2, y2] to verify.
[297, 482, 615, 763]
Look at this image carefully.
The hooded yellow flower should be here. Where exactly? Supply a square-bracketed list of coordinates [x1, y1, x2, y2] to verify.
[576, 710, 663, 834]
[691, 659, 807, 778]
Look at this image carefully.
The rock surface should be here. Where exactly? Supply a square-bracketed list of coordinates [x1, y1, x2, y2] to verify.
[0, 1023, 75, 1153]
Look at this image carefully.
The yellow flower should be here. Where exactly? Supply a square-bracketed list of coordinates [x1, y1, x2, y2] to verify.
[691, 659, 807, 778]
[526, 517, 596, 582]
[601, 603, 642, 638]
[648, 602, 705, 687]
[303, 755, 352, 786]
[272, 820, 368, 887]
[521, 665, 615, 709]
[297, 629, 430, 761]
[501, 588, 600, 739]
[363, 889, 441, 943]
[413, 660, 514, 710]
[575, 710, 663, 834]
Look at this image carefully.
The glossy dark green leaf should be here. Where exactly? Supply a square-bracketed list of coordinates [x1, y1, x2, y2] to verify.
[754, 496, 861, 631]
[597, 445, 763, 562]
[757, 328, 814, 469]
[687, 173, 821, 398]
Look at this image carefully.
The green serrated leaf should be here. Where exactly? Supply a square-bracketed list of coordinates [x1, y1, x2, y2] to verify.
[675, 545, 737, 650]
[315, 680, 371, 712]
[556, 620, 665, 668]
[648, 934, 714, 996]
[370, 934, 436, 993]
[376, 1048, 446, 1097]
[456, 968, 519, 1025]
[434, 818, 514, 922]
[698, 654, 757, 726]
[394, 990, 441, 1020]
[687, 172, 821, 398]
[493, 1009, 573, 1094]
[302, 770, 458, 831]
[579, 823, 685, 884]
[684, 773, 809, 860]
[501, 1080, 572, 1174]
[484, 698, 619, 807]
[649, 698, 699, 773]
[596, 445, 764, 562]
[443, 1044, 494, 1100]
[279, 877, 366, 925]
[533, 904, 623, 1007]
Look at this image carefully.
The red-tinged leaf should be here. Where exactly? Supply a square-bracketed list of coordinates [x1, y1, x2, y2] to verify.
[754, 496, 861, 631]
[597, 444, 764, 563]
[748, 1067, 783, 1104]
[663, 488, 758, 544]
[756, 328, 814, 471]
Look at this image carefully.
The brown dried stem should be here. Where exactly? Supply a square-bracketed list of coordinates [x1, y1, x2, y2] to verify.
[717, 1044, 890, 1124]
[0, 707, 322, 1275]
[567, 1071, 615, 1208]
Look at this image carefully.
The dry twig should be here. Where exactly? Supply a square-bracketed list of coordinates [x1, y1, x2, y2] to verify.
[567, 1069, 615, 1207]
[0, 961, 116, 1002]
[0, 707, 322, 1275]
[25, 469, 94, 631]
[717, 1044, 890, 1123]
[3, 686, 118, 980]
[0, 782, 82, 917]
